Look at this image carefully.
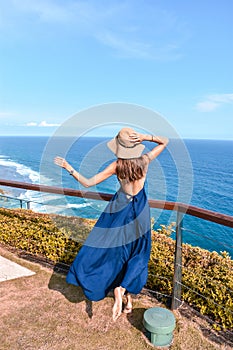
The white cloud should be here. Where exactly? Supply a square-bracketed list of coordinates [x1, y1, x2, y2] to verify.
[196, 93, 233, 112]
[11, 0, 72, 23]
[2, 0, 188, 60]
[38, 120, 60, 127]
[26, 120, 60, 127]
[207, 94, 233, 104]
[196, 101, 219, 112]
[26, 122, 37, 126]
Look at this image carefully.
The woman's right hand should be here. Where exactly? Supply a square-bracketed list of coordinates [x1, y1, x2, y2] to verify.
[129, 132, 144, 144]
[54, 156, 69, 169]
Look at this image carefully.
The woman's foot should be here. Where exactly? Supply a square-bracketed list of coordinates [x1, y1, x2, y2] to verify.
[123, 293, 132, 314]
[112, 287, 125, 321]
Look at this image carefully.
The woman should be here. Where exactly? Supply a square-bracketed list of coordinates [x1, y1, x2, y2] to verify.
[54, 127, 168, 321]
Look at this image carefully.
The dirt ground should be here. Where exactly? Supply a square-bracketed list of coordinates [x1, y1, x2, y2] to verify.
[0, 245, 232, 350]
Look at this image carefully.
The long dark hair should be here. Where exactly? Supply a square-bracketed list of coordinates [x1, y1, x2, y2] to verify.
[116, 155, 148, 183]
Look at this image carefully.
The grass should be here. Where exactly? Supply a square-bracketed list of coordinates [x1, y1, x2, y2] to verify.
[0, 245, 232, 350]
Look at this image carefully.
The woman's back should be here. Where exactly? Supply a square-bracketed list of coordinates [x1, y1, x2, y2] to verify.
[118, 176, 146, 196]
[116, 154, 149, 196]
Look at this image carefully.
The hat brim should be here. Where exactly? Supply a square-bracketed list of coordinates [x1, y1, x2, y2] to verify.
[107, 137, 145, 159]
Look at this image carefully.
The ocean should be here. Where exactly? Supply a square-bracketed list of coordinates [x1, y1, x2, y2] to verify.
[0, 136, 232, 257]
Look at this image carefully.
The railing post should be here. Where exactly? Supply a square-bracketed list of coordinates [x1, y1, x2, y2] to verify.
[26, 201, 30, 210]
[171, 210, 184, 310]
[20, 199, 23, 209]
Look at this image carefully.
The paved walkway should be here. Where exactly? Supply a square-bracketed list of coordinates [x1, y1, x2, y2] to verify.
[0, 255, 35, 282]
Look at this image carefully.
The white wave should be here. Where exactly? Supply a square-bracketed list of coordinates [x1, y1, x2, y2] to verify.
[40, 193, 64, 203]
[0, 157, 40, 183]
[0, 155, 93, 215]
[66, 203, 92, 209]
[17, 190, 92, 214]
[0, 156, 58, 213]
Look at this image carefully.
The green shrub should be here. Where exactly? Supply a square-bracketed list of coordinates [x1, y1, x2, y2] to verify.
[0, 207, 232, 329]
[148, 228, 233, 330]
[0, 208, 93, 263]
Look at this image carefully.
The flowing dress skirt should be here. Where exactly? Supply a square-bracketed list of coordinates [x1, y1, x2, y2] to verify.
[66, 186, 151, 301]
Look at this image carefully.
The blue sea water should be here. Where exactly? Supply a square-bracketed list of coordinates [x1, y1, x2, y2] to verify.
[0, 136, 232, 257]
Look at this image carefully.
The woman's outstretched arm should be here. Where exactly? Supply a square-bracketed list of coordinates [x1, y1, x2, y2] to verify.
[54, 157, 116, 188]
[129, 132, 169, 162]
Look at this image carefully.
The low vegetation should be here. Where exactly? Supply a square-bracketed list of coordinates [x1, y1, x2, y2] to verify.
[0, 207, 232, 330]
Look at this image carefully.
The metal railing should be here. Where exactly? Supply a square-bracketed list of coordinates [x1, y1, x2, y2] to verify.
[0, 179, 233, 312]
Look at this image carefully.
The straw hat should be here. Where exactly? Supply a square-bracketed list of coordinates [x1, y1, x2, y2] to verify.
[107, 127, 145, 159]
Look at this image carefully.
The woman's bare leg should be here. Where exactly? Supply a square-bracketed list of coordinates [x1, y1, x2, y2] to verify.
[112, 286, 125, 321]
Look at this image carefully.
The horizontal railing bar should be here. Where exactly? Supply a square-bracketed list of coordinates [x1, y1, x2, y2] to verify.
[177, 203, 233, 229]
[0, 179, 112, 201]
[0, 179, 233, 228]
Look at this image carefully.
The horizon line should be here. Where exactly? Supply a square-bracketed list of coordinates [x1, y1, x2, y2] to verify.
[0, 134, 232, 141]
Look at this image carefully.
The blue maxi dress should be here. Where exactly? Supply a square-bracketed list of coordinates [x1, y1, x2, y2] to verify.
[66, 185, 151, 301]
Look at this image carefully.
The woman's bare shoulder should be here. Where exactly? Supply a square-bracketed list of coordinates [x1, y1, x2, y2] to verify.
[108, 160, 117, 172]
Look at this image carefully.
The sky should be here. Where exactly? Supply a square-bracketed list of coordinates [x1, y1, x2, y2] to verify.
[0, 0, 233, 139]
